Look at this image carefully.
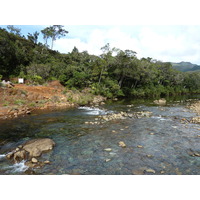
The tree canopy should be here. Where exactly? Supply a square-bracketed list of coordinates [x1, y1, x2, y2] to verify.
[0, 26, 200, 98]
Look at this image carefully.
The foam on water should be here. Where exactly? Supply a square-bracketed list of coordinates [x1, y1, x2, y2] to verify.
[0, 154, 6, 161]
[78, 106, 112, 115]
[5, 160, 29, 173]
[151, 116, 170, 121]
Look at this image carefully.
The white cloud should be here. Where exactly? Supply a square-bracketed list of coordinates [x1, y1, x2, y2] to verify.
[53, 26, 200, 64]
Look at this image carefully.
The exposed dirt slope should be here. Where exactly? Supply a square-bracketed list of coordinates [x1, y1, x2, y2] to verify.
[0, 81, 74, 119]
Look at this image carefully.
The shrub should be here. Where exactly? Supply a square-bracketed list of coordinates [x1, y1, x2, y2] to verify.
[14, 99, 25, 105]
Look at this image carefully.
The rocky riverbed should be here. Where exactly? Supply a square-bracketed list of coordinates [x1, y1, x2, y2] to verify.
[0, 96, 200, 175]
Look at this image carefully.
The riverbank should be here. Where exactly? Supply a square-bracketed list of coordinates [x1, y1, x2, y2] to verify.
[0, 81, 106, 120]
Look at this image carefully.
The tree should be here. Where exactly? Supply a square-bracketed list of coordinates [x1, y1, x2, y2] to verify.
[27, 31, 40, 44]
[41, 25, 68, 49]
[41, 27, 51, 47]
[7, 25, 21, 36]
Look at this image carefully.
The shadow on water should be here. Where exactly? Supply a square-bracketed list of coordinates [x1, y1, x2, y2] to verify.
[0, 94, 200, 175]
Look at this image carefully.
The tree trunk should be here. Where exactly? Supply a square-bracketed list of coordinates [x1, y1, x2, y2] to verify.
[51, 38, 54, 50]
[118, 75, 124, 89]
[98, 67, 104, 84]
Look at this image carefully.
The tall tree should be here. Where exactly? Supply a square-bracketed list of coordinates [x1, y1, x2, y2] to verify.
[7, 25, 21, 36]
[41, 25, 68, 49]
[27, 31, 40, 44]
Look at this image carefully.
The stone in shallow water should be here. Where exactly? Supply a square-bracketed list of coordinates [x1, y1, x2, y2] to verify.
[145, 169, 156, 174]
[32, 158, 38, 163]
[137, 145, 143, 148]
[44, 160, 50, 164]
[104, 148, 112, 152]
[118, 141, 126, 148]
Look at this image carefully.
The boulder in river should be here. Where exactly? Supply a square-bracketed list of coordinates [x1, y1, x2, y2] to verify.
[22, 138, 55, 158]
[153, 98, 166, 106]
[6, 138, 55, 165]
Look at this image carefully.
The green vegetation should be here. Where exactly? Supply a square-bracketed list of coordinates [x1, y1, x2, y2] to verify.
[0, 25, 200, 99]
[14, 99, 26, 105]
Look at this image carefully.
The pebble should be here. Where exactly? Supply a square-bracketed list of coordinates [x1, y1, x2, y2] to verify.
[44, 160, 50, 164]
[149, 133, 154, 135]
[145, 169, 156, 173]
[31, 158, 38, 163]
[15, 148, 20, 151]
[118, 141, 126, 148]
[146, 154, 153, 158]
[112, 130, 116, 133]
[120, 129, 124, 131]
[104, 148, 112, 152]
[105, 159, 111, 162]
[194, 152, 200, 157]
[137, 145, 143, 148]
[197, 135, 200, 137]
[160, 170, 165, 174]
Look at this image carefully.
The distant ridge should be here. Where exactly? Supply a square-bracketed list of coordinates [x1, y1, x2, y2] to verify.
[171, 61, 200, 72]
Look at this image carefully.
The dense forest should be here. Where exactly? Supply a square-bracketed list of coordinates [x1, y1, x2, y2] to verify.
[1, 25, 200, 98]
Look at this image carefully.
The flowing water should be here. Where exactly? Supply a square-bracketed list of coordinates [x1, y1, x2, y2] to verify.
[0, 96, 200, 175]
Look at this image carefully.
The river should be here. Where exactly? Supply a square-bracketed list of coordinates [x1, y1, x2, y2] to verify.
[0, 95, 200, 175]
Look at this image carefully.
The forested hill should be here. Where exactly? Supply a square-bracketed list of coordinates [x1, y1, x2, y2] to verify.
[171, 62, 200, 72]
[1, 26, 200, 98]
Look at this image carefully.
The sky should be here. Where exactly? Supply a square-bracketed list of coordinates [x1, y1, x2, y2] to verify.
[1, 25, 200, 65]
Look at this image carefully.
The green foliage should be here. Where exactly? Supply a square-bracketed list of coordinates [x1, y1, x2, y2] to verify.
[1, 26, 200, 99]
[14, 99, 25, 105]
[66, 90, 94, 105]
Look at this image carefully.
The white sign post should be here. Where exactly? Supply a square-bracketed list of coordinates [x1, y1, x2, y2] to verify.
[18, 78, 24, 84]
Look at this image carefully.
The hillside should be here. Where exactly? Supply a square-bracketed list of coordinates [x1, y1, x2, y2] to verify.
[1, 26, 200, 101]
[172, 62, 200, 72]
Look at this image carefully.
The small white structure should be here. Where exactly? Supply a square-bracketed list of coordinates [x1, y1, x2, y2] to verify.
[18, 78, 24, 84]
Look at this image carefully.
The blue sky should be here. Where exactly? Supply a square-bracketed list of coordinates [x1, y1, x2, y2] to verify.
[1, 25, 200, 65]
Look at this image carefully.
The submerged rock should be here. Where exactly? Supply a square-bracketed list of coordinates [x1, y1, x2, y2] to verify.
[145, 169, 156, 174]
[104, 148, 112, 152]
[187, 149, 200, 157]
[118, 141, 126, 148]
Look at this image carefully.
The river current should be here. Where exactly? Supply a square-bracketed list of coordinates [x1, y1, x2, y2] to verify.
[0, 96, 200, 175]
